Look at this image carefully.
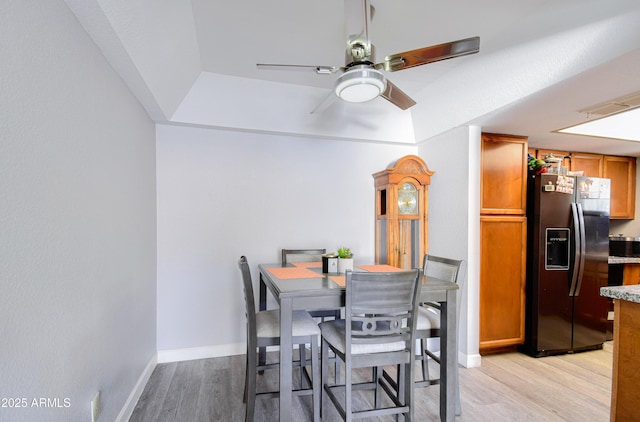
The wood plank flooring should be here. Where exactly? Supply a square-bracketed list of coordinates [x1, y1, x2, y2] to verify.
[129, 343, 612, 421]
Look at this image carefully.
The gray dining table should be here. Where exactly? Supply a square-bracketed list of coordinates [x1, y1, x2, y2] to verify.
[258, 262, 459, 422]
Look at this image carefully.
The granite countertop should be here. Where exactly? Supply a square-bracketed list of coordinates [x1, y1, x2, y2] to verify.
[601, 285, 640, 303]
[608, 256, 640, 264]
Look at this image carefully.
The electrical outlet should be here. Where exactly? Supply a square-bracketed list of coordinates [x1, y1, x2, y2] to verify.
[91, 391, 100, 422]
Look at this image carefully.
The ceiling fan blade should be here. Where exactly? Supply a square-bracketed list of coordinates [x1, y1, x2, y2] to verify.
[345, 0, 373, 60]
[381, 80, 416, 110]
[256, 63, 340, 75]
[381, 36, 480, 72]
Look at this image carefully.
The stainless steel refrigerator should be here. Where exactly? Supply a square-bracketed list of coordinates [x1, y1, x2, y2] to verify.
[521, 174, 610, 357]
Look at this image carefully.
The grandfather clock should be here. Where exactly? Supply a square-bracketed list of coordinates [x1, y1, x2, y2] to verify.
[372, 155, 434, 269]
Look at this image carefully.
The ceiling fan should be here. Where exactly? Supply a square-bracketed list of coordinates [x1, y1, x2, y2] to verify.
[257, 0, 480, 112]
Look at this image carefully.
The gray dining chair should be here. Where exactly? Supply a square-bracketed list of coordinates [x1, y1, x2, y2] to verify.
[281, 248, 327, 265]
[412, 254, 465, 415]
[238, 256, 321, 422]
[382, 255, 464, 415]
[282, 248, 343, 379]
[281, 248, 343, 322]
[320, 268, 421, 421]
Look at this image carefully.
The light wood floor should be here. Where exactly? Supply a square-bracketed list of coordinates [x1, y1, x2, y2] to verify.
[129, 342, 613, 421]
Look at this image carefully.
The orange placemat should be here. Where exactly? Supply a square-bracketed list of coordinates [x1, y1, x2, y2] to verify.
[266, 267, 322, 279]
[291, 261, 322, 268]
[328, 275, 346, 287]
[357, 264, 404, 272]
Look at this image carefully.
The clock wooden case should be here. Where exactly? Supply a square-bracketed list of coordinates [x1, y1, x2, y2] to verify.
[373, 155, 434, 269]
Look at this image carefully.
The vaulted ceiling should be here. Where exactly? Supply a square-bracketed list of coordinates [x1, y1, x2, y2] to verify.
[65, 0, 640, 155]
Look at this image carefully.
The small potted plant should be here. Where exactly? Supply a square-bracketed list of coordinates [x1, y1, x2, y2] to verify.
[337, 246, 354, 273]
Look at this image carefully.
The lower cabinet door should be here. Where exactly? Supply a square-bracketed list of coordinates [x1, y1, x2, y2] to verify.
[480, 215, 527, 352]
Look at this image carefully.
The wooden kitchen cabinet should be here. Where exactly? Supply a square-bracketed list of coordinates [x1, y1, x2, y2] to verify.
[621, 263, 640, 285]
[600, 287, 640, 421]
[480, 133, 527, 353]
[480, 133, 528, 215]
[610, 298, 640, 421]
[479, 215, 527, 352]
[604, 155, 636, 219]
[570, 152, 604, 176]
[529, 151, 636, 218]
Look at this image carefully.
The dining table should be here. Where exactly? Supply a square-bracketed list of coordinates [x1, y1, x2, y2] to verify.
[258, 262, 459, 422]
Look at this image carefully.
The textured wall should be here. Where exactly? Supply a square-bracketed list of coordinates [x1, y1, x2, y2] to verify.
[419, 126, 482, 368]
[155, 124, 417, 356]
[0, 1, 157, 421]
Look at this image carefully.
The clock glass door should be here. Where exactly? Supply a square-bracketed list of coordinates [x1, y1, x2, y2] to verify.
[398, 182, 418, 215]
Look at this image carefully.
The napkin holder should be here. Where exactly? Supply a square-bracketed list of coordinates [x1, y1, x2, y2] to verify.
[322, 254, 338, 273]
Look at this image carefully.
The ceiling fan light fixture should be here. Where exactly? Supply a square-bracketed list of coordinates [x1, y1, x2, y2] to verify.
[334, 66, 386, 103]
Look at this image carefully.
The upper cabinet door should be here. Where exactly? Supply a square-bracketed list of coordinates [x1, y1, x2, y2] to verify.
[605, 156, 636, 219]
[570, 152, 604, 177]
[481, 133, 528, 215]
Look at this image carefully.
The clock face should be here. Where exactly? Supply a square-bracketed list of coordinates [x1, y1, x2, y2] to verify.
[398, 182, 418, 215]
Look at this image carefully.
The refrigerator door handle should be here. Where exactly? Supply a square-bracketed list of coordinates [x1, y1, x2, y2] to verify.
[569, 203, 581, 296]
[574, 203, 587, 296]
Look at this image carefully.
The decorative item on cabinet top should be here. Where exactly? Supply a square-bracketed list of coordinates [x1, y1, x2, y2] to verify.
[527, 153, 573, 176]
[527, 153, 549, 175]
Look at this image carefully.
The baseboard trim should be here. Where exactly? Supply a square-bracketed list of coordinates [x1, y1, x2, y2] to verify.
[460, 351, 482, 368]
[115, 354, 157, 422]
[157, 343, 246, 363]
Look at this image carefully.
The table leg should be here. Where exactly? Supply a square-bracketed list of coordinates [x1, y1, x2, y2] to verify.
[440, 289, 457, 422]
[259, 273, 267, 370]
[279, 297, 293, 422]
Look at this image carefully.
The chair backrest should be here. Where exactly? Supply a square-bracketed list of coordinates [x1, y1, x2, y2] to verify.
[281, 248, 326, 265]
[422, 254, 464, 286]
[238, 256, 257, 341]
[422, 254, 466, 323]
[345, 269, 421, 349]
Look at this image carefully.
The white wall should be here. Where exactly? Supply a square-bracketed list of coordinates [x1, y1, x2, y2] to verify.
[156, 124, 417, 359]
[1, 1, 157, 421]
[418, 126, 482, 368]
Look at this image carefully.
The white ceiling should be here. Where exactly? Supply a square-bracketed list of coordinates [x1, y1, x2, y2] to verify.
[65, 0, 640, 155]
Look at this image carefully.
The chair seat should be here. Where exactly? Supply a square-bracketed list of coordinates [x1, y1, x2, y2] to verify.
[416, 305, 441, 331]
[320, 319, 405, 355]
[256, 310, 321, 338]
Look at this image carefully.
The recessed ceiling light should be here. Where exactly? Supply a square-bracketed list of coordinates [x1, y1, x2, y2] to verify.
[558, 107, 640, 142]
